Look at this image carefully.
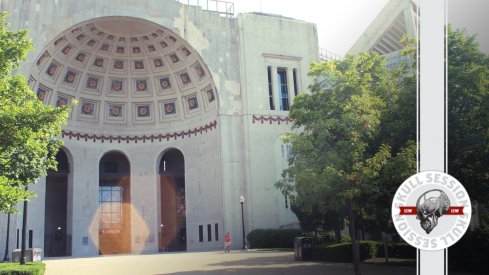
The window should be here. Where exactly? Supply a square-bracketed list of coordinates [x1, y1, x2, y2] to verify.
[293, 69, 299, 96]
[207, 224, 212, 242]
[199, 225, 203, 242]
[215, 223, 219, 241]
[281, 144, 292, 159]
[277, 69, 289, 111]
[103, 161, 119, 174]
[99, 186, 123, 230]
[267, 66, 275, 110]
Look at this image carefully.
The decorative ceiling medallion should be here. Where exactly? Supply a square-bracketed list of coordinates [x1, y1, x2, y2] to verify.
[137, 105, 150, 117]
[37, 51, 50, 66]
[93, 58, 104, 67]
[108, 104, 123, 118]
[181, 47, 191, 56]
[81, 101, 95, 116]
[134, 61, 144, 70]
[86, 77, 99, 89]
[136, 80, 147, 91]
[111, 80, 123, 92]
[36, 86, 49, 102]
[56, 95, 71, 108]
[153, 58, 163, 68]
[64, 70, 77, 83]
[159, 77, 171, 90]
[180, 72, 191, 85]
[206, 87, 216, 103]
[188, 96, 198, 110]
[46, 63, 59, 77]
[62, 45, 73, 55]
[75, 53, 87, 62]
[164, 102, 176, 115]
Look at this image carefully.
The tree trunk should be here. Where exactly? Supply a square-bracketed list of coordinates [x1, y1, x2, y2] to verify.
[383, 239, 389, 263]
[334, 215, 342, 243]
[348, 201, 361, 275]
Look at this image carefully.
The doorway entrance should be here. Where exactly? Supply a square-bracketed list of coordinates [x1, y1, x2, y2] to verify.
[159, 149, 186, 251]
[98, 151, 131, 255]
[44, 149, 71, 257]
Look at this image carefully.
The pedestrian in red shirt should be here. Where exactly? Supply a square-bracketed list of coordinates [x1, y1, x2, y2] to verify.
[224, 232, 231, 253]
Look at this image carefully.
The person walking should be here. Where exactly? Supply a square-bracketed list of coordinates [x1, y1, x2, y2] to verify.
[224, 232, 231, 253]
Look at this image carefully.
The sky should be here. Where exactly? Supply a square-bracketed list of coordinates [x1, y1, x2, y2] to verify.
[448, 0, 489, 54]
[231, 0, 390, 56]
[228, 0, 489, 55]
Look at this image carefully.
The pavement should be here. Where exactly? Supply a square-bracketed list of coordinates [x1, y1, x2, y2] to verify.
[43, 250, 474, 275]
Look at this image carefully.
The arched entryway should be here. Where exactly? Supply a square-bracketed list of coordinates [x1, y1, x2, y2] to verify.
[98, 151, 131, 255]
[159, 149, 186, 251]
[44, 148, 72, 257]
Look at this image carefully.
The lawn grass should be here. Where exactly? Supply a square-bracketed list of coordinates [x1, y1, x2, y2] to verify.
[253, 248, 294, 252]
[363, 258, 416, 267]
[0, 262, 45, 275]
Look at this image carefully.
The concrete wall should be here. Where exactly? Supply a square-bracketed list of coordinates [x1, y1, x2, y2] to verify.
[237, 13, 318, 231]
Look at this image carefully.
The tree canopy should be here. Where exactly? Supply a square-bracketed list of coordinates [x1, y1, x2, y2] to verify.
[447, 25, 489, 206]
[0, 12, 72, 213]
[276, 48, 417, 274]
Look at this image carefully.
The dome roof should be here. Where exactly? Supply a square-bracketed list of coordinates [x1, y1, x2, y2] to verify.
[29, 17, 218, 135]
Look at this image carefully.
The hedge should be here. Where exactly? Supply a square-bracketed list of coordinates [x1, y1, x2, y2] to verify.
[448, 225, 489, 273]
[313, 241, 378, 262]
[376, 242, 416, 259]
[247, 229, 304, 248]
[313, 241, 415, 262]
[0, 263, 45, 275]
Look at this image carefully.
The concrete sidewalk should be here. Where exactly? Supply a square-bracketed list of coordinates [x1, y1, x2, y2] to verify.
[43, 250, 470, 275]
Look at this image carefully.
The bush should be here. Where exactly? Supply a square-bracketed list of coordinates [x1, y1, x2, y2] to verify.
[313, 241, 378, 262]
[0, 263, 45, 275]
[313, 241, 415, 262]
[247, 229, 304, 248]
[376, 242, 415, 259]
[448, 225, 489, 273]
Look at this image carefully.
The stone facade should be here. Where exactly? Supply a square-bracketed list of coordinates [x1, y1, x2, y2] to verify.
[0, 0, 318, 256]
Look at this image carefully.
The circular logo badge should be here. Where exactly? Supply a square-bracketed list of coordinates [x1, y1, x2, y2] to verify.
[391, 171, 471, 251]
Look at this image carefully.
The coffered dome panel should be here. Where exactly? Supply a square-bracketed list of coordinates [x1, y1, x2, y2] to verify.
[29, 17, 218, 135]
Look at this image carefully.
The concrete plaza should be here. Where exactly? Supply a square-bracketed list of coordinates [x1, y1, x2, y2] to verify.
[44, 250, 479, 275]
[43, 250, 421, 275]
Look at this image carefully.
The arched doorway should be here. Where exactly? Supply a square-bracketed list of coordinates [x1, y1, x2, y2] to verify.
[159, 149, 186, 251]
[44, 149, 71, 257]
[98, 151, 131, 255]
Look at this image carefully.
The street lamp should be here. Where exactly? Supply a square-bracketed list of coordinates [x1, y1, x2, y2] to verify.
[2, 206, 12, 262]
[240, 195, 246, 250]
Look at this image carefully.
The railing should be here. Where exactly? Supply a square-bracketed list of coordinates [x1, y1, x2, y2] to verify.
[319, 48, 342, 61]
[176, 0, 234, 18]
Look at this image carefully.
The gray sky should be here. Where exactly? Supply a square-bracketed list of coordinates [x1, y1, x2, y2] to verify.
[449, 0, 489, 54]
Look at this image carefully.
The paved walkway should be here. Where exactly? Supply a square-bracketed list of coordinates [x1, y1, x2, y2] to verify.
[43, 250, 472, 275]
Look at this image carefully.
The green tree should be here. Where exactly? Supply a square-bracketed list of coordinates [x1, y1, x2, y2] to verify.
[276, 50, 417, 274]
[0, 11, 71, 212]
[447, 26, 489, 206]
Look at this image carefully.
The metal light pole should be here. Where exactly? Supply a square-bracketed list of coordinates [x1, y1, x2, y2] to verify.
[3, 208, 11, 262]
[20, 185, 28, 265]
[240, 195, 246, 250]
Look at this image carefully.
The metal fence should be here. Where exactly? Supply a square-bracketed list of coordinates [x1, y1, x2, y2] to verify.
[176, 0, 234, 18]
[319, 48, 343, 61]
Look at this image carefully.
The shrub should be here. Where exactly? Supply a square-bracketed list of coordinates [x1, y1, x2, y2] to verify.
[247, 229, 304, 248]
[313, 241, 378, 262]
[0, 262, 45, 275]
[448, 225, 489, 273]
[376, 242, 416, 259]
[313, 241, 415, 262]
